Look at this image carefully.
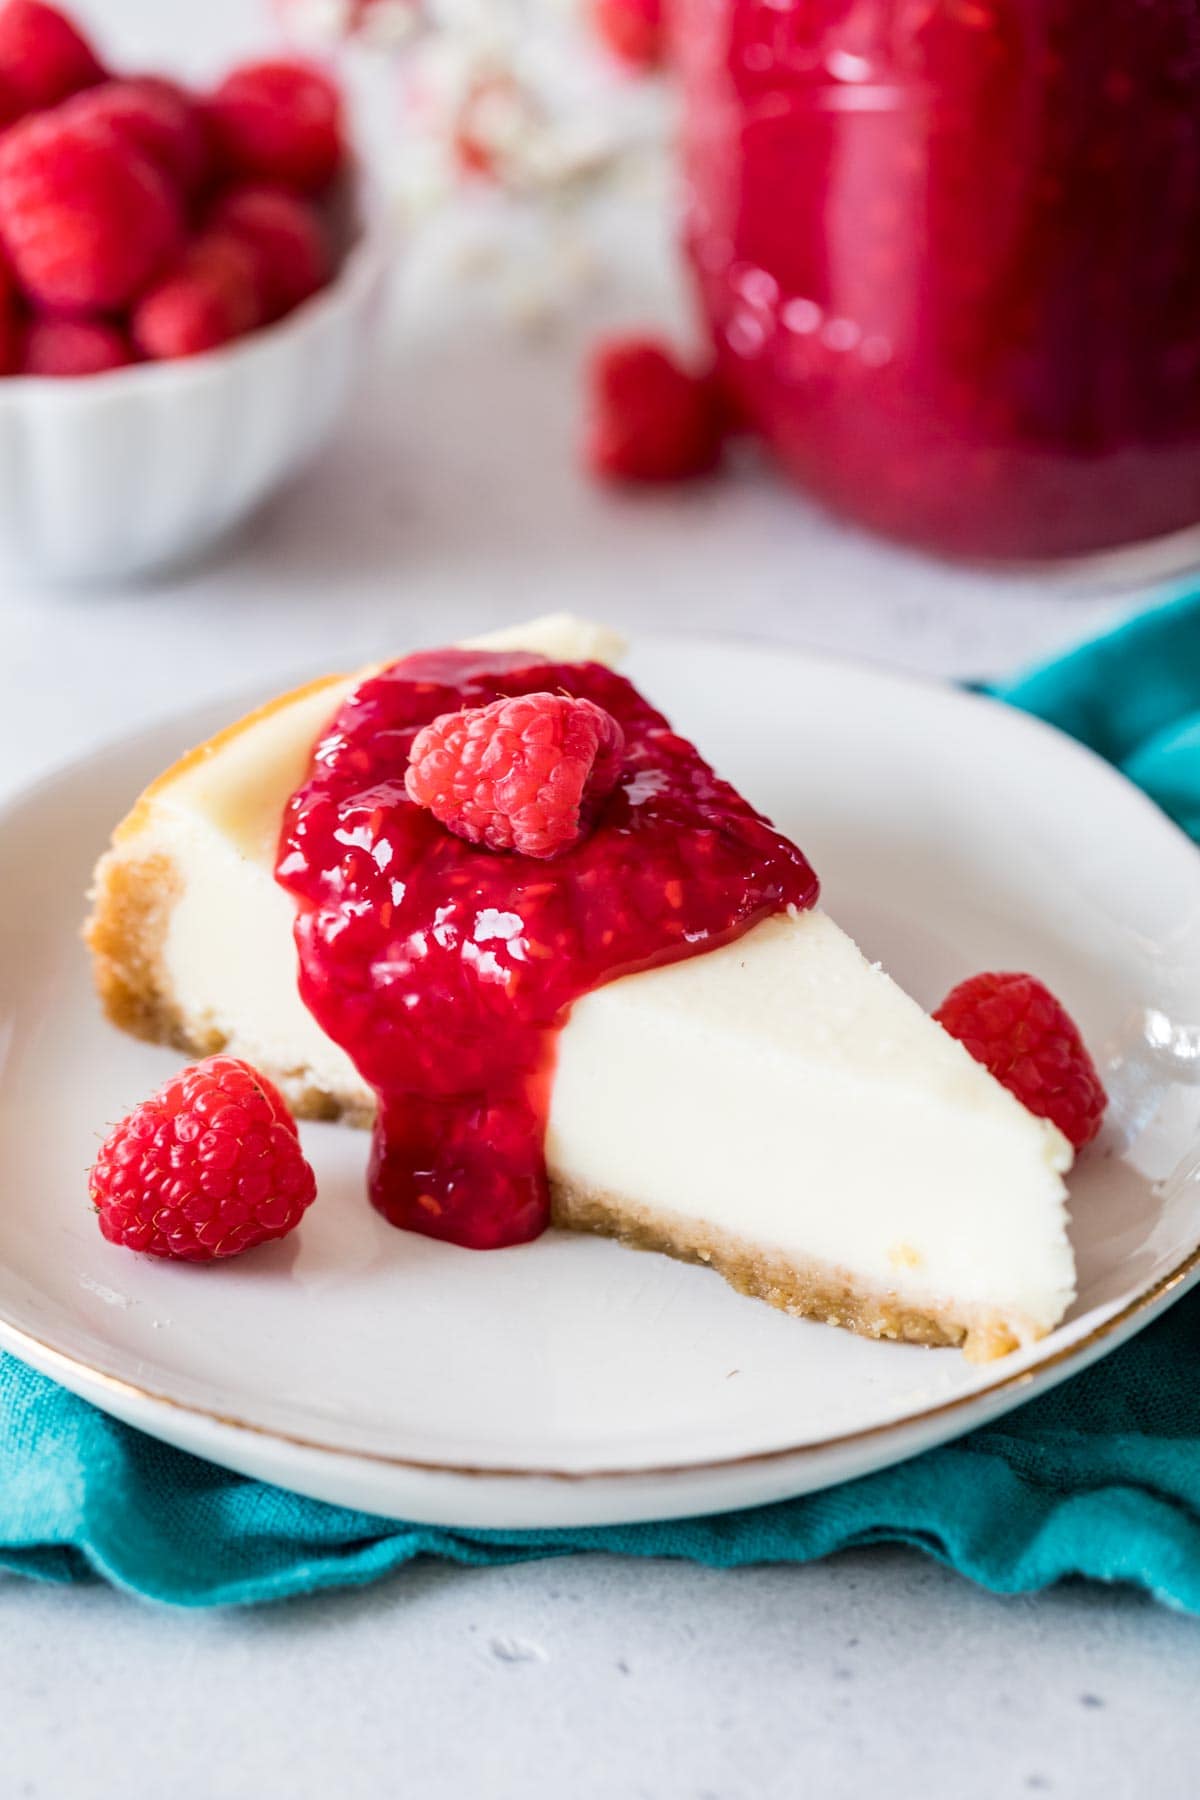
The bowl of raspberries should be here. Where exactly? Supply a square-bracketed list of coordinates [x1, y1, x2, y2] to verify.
[0, 1, 387, 581]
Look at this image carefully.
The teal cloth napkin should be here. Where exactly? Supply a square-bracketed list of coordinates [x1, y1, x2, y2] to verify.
[4, 588, 1200, 1610]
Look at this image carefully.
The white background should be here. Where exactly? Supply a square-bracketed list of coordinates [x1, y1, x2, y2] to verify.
[0, 1, 1196, 1793]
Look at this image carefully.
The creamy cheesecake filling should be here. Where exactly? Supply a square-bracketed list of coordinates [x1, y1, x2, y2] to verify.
[87, 614, 1078, 1354]
[159, 816, 364, 1105]
[551, 912, 1074, 1340]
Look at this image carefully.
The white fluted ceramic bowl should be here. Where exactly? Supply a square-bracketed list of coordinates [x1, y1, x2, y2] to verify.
[0, 185, 389, 584]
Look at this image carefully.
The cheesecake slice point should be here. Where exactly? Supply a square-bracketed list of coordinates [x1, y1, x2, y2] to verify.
[551, 909, 1074, 1358]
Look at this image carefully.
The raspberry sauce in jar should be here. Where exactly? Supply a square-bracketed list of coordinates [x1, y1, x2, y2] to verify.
[676, 0, 1200, 561]
[277, 648, 818, 1249]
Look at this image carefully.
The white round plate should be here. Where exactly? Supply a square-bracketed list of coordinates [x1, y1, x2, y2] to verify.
[2, 636, 1199, 1529]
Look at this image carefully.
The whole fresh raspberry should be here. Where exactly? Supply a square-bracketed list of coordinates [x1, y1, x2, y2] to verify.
[207, 182, 328, 320]
[0, 1, 104, 113]
[205, 59, 345, 194]
[21, 314, 132, 375]
[591, 0, 664, 69]
[132, 230, 262, 360]
[61, 77, 210, 199]
[406, 691, 626, 859]
[934, 972, 1107, 1151]
[0, 113, 182, 310]
[585, 336, 725, 483]
[90, 1055, 317, 1261]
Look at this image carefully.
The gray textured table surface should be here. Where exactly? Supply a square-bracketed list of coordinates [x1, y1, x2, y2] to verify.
[1, 2, 1195, 1794]
[1, 1552, 1196, 1798]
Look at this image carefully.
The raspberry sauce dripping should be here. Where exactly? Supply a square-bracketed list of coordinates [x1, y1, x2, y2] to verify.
[276, 650, 819, 1248]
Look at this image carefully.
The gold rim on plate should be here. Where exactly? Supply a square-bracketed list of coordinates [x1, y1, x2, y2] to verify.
[1, 1239, 1197, 1485]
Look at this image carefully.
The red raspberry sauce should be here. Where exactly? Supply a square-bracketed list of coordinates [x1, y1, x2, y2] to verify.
[676, 0, 1200, 561]
[276, 649, 819, 1248]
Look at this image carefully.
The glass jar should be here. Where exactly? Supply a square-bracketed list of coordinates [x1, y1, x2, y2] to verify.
[675, 0, 1200, 563]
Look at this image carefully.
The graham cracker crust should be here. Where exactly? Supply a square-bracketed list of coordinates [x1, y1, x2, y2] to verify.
[85, 848, 201, 1055]
[550, 1177, 1028, 1362]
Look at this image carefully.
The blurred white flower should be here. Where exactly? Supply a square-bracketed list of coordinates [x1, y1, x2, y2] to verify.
[274, 0, 671, 327]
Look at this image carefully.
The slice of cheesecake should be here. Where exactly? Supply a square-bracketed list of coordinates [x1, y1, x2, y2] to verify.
[86, 615, 1076, 1359]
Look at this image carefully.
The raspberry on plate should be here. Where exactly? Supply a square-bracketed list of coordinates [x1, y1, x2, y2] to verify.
[585, 335, 726, 483]
[21, 314, 132, 375]
[89, 1054, 317, 1261]
[61, 77, 210, 199]
[934, 971, 1107, 1151]
[591, 0, 665, 69]
[205, 59, 345, 194]
[132, 230, 262, 360]
[0, 112, 182, 310]
[406, 691, 626, 859]
[207, 182, 329, 320]
[0, 0, 104, 113]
